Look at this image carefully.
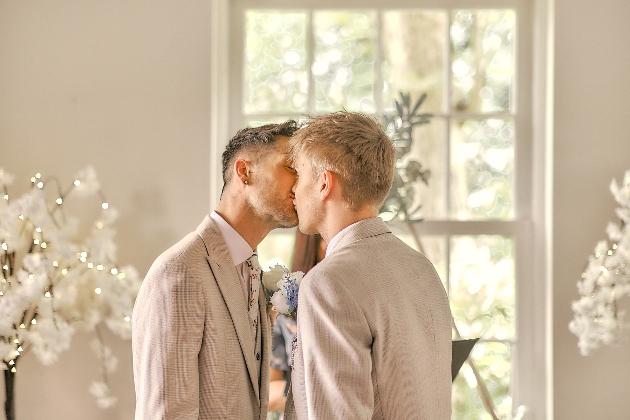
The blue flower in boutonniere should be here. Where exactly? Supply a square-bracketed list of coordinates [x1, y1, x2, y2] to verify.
[261, 264, 303, 318]
[270, 270, 303, 319]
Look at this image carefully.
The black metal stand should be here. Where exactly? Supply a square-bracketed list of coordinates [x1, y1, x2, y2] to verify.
[4, 368, 15, 420]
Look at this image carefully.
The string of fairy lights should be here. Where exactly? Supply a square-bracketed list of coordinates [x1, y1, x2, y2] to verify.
[0, 170, 136, 378]
[570, 170, 630, 356]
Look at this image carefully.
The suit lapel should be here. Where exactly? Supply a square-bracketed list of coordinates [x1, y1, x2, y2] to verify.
[197, 216, 260, 401]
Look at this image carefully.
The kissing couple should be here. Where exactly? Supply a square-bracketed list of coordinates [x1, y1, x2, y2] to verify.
[132, 111, 452, 419]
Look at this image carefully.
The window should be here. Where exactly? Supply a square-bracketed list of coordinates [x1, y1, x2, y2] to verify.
[212, 1, 551, 418]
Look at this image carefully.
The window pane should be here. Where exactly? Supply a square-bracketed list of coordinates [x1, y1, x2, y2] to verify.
[450, 10, 515, 113]
[257, 230, 297, 270]
[450, 118, 514, 220]
[245, 11, 308, 114]
[313, 11, 376, 113]
[452, 342, 512, 420]
[382, 10, 446, 113]
[450, 235, 515, 340]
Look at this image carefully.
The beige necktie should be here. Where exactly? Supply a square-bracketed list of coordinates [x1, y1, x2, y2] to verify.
[245, 253, 261, 341]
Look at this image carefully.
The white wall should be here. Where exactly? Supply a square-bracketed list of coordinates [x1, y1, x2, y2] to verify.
[0, 1, 211, 418]
[553, 0, 630, 419]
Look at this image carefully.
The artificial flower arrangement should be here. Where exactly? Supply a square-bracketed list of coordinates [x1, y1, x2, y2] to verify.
[0, 167, 142, 416]
[570, 169, 630, 355]
[262, 264, 303, 318]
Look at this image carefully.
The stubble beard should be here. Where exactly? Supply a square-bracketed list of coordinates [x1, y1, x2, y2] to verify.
[248, 193, 298, 229]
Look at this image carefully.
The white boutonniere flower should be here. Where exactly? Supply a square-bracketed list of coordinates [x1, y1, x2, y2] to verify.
[262, 264, 285, 292]
[261, 264, 303, 318]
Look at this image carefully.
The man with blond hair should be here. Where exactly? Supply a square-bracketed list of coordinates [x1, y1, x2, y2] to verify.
[284, 111, 452, 419]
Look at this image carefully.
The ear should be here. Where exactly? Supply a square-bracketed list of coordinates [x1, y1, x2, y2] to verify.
[319, 170, 334, 200]
[234, 158, 251, 186]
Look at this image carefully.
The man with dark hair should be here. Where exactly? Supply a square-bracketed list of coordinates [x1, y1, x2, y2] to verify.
[132, 121, 299, 420]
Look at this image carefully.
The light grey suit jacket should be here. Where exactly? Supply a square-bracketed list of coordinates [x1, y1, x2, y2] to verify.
[286, 217, 452, 419]
[132, 215, 271, 419]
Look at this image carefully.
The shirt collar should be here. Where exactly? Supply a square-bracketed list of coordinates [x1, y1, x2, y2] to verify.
[325, 222, 357, 258]
[210, 211, 254, 266]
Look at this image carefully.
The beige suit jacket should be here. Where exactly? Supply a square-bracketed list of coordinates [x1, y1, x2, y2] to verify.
[132, 215, 271, 419]
[286, 217, 452, 419]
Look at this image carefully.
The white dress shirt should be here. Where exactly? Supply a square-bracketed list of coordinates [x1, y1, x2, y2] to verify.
[325, 220, 359, 257]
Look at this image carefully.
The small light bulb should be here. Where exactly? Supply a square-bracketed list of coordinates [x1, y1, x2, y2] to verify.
[0, 291, 3, 296]
[52, 261, 58, 267]
[35, 227, 41, 233]
[28, 274, 33, 280]
[30, 177, 36, 183]
[102, 202, 109, 210]
[45, 291, 51, 298]
[96, 222, 104, 229]
[97, 264, 104, 271]
[124, 316, 131, 323]
[17, 346, 23, 352]
[31, 319, 37, 325]
[13, 339, 18, 344]
[11, 367, 16, 373]
[8, 360, 14, 365]
[56, 198, 62, 205]
[118, 272, 126, 280]
[14, 350, 20, 356]
[111, 268, 118, 275]
[35, 173, 41, 179]
[2, 265, 8, 270]
[95, 288, 102, 295]
[61, 269, 68, 276]
[40, 242, 47, 249]
[36, 182, 43, 189]
[1, 243, 7, 251]
[74, 180, 81, 186]
[3, 194, 7, 200]
[87, 262, 94, 269]
[19, 324, 25, 329]
[81, 252, 87, 258]
[33, 239, 40, 245]
[18, 215, 24, 220]
[80, 257, 87, 263]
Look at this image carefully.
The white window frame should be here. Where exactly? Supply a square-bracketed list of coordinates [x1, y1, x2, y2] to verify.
[210, 0, 555, 418]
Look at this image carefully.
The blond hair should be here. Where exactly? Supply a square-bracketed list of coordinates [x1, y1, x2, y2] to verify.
[289, 111, 395, 211]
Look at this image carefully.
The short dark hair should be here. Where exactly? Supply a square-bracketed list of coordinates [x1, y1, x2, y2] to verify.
[222, 120, 298, 187]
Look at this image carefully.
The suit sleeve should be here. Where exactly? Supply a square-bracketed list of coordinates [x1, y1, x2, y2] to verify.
[294, 271, 374, 419]
[132, 259, 205, 419]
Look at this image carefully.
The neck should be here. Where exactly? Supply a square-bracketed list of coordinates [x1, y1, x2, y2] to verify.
[319, 204, 377, 244]
[215, 193, 272, 250]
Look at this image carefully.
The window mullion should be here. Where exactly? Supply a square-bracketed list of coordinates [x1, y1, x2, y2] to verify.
[444, 10, 452, 220]
[375, 10, 383, 117]
[307, 10, 315, 114]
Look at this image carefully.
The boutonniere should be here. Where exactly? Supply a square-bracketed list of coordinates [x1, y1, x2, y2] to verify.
[262, 264, 303, 319]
